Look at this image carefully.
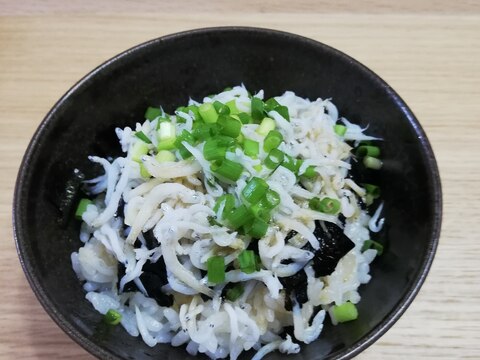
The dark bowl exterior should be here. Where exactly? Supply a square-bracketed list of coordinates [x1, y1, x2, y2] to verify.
[13, 27, 441, 360]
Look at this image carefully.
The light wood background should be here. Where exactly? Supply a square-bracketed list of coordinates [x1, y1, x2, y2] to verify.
[1, 1, 479, 359]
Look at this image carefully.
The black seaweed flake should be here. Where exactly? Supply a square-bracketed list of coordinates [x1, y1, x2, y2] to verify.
[311, 221, 355, 277]
[279, 269, 309, 311]
[117, 258, 173, 307]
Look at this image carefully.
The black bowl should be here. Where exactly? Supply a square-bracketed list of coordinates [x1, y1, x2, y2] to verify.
[13, 27, 441, 359]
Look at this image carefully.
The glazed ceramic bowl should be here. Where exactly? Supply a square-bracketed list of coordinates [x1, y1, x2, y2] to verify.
[13, 27, 441, 359]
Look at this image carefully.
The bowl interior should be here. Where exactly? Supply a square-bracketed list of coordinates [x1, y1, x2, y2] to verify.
[14, 28, 441, 360]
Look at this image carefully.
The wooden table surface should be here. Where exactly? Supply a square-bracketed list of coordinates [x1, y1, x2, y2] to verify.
[1, 1, 479, 359]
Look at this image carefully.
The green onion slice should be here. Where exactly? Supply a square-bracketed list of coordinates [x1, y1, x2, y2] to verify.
[207, 256, 225, 284]
[213, 194, 236, 219]
[218, 115, 242, 138]
[134, 131, 152, 144]
[334, 124, 347, 136]
[248, 218, 269, 239]
[361, 239, 384, 255]
[203, 139, 227, 161]
[362, 183, 381, 198]
[227, 205, 255, 230]
[242, 177, 269, 204]
[211, 159, 244, 182]
[145, 107, 162, 121]
[243, 138, 259, 157]
[332, 302, 358, 323]
[251, 97, 265, 122]
[213, 101, 230, 115]
[363, 156, 383, 170]
[75, 198, 92, 220]
[356, 145, 380, 158]
[238, 250, 257, 274]
[225, 284, 244, 301]
[309, 197, 341, 214]
[263, 130, 283, 152]
[199, 102, 218, 123]
[104, 309, 122, 325]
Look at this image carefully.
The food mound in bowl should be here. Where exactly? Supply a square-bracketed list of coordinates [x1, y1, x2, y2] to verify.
[71, 85, 385, 359]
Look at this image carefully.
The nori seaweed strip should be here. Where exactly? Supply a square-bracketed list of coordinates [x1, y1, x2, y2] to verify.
[142, 229, 158, 250]
[117, 258, 173, 307]
[279, 269, 309, 310]
[311, 221, 355, 277]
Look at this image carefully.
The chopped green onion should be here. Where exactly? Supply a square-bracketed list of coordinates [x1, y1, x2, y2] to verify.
[157, 137, 176, 151]
[243, 139, 259, 157]
[256, 117, 276, 136]
[131, 141, 149, 162]
[145, 107, 162, 121]
[265, 98, 280, 112]
[236, 132, 244, 144]
[356, 145, 380, 158]
[75, 198, 92, 220]
[273, 105, 290, 121]
[225, 284, 244, 301]
[361, 240, 384, 255]
[255, 254, 262, 271]
[135, 131, 152, 144]
[218, 116, 242, 138]
[207, 256, 225, 284]
[227, 205, 254, 230]
[157, 122, 176, 150]
[104, 309, 122, 325]
[213, 101, 230, 116]
[363, 183, 381, 198]
[155, 150, 175, 163]
[253, 164, 263, 172]
[265, 149, 285, 170]
[155, 116, 170, 130]
[238, 250, 256, 274]
[192, 123, 215, 141]
[238, 112, 253, 124]
[308, 197, 322, 211]
[139, 163, 150, 178]
[186, 105, 201, 121]
[217, 136, 237, 147]
[251, 97, 265, 122]
[211, 159, 244, 182]
[174, 130, 195, 159]
[365, 193, 375, 206]
[263, 130, 283, 152]
[309, 197, 341, 214]
[213, 194, 236, 219]
[301, 165, 317, 179]
[263, 189, 280, 209]
[199, 102, 218, 123]
[203, 139, 227, 161]
[250, 202, 271, 222]
[226, 99, 240, 115]
[332, 302, 358, 323]
[281, 154, 300, 174]
[248, 218, 269, 238]
[363, 156, 383, 170]
[334, 124, 347, 136]
[242, 177, 269, 204]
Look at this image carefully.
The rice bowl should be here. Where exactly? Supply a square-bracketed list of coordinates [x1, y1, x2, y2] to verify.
[13, 27, 441, 360]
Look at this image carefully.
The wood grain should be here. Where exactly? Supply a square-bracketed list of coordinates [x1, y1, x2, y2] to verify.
[1, 3, 479, 360]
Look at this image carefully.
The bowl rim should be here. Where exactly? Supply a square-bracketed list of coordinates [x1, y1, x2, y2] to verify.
[13, 26, 442, 360]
